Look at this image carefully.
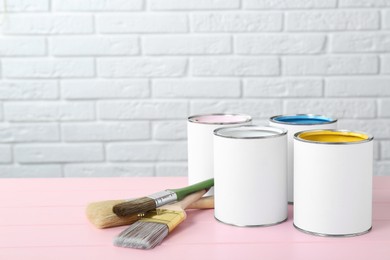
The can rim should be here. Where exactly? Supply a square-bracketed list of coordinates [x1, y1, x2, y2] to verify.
[214, 125, 287, 139]
[294, 129, 374, 145]
[293, 223, 372, 237]
[188, 113, 252, 125]
[269, 114, 337, 125]
[215, 216, 288, 227]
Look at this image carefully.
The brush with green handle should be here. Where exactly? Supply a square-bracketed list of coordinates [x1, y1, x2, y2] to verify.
[113, 178, 214, 217]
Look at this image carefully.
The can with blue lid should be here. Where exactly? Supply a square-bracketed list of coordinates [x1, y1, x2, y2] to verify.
[269, 114, 337, 203]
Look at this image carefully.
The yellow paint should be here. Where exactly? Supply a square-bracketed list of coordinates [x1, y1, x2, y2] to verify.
[298, 130, 368, 143]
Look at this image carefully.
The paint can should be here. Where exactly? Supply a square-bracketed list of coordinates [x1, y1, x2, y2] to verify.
[213, 125, 288, 226]
[294, 129, 374, 236]
[269, 114, 337, 203]
[187, 114, 252, 196]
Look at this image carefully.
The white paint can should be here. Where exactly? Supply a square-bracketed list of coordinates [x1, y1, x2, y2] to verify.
[187, 114, 252, 195]
[269, 114, 337, 203]
[214, 125, 288, 226]
[294, 129, 374, 236]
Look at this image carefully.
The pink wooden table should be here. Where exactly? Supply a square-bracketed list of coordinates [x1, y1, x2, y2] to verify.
[0, 177, 389, 260]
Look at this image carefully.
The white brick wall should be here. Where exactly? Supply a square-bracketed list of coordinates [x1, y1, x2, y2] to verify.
[0, 0, 389, 177]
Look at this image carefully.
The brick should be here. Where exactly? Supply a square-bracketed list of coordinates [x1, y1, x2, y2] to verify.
[192, 57, 279, 76]
[53, 0, 143, 11]
[61, 79, 149, 99]
[152, 79, 240, 98]
[3, 58, 95, 78]
[2, 14, 93, 34]
[51, 36, 139, 56]
[243, 78, 322, 97]
[191, 100, 282, 118]
[384, 11, 390, 29]
[235, 34, 326, 54]
[0, 80, 58, 100]
[0, 37, 46, 56]
[64, 164, 154, 177]
[374, 140, 380, 160]
[0, 165, 62, 178]
[338, 119, 390, 139]
[15, 144, 104, 163]
[143, 35, 231, 55]
[381, 56, 390, 74]
[97, 14, 187, 33]
[326, 78, 390, 97]
[283, 56, 378, 75]
[374, 161, 390, 176]
[340, 0, 390, 7]
[62, 122, 150, 141]
[381, 141, 390, 160]
[150, 0, 239, 10]
[152, 121, 187, 140]
[332, 33, 390, 53]
[379, 99, 390, 117]
[285, 99, 376, 119]
[98, 58, 187, 78]
[99, 100, 188, 120]
[286, 11, 379, 31]
[0, 0, 49, 11]
[192, 12, 282, 32]
[0, 104, 3, 120]
[0, 145, 12, 163]
[244, 0, 336, 9]
[107, 142, 187, 162]
[156, 163, 188, 177]
[0, 123, 59, 142]
[4, 102, 95, 122]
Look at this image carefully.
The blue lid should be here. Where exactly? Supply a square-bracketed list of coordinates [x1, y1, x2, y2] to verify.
[270, 114, 337, 125]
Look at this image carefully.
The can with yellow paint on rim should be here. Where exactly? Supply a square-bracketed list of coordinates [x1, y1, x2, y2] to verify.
[293, 129, 374, 237]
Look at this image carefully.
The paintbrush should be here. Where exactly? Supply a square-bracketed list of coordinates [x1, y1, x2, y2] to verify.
[113, 189, 207, 249]
[86, 196, 214, 229]
[113, 178, 214, 217]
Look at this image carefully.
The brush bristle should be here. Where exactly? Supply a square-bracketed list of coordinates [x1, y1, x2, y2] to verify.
[86, 200, 139, 229]
[113, 221, 168, 249]
[113, 197, 156, 217]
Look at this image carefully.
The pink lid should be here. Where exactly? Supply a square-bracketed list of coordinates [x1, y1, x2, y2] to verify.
[188, 114, 252, 125]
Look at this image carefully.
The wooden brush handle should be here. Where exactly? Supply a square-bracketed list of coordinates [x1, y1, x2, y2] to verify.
[170, 179, 214, 200]
[187, 196, 214, 209]
[176, 189, 207, 210]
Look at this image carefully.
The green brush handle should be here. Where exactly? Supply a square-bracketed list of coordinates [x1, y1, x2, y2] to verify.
[169, 178, 214, 201]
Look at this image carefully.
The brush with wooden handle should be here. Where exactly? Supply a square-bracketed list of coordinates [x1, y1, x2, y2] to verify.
[113, 178, 214, 217]
[86, 196, 214, 229]
[113, 189, 208, 249]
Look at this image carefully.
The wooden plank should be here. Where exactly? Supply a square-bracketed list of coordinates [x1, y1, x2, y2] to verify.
[0, 242, 389, 260]
[0, 177, 188, 192]
[0, 190, 149, 207]
[0, 216, 389, 248]
[0, 206, 86, 226]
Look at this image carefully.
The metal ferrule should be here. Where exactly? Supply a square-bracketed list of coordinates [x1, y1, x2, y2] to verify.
[147, 190, 178, 207]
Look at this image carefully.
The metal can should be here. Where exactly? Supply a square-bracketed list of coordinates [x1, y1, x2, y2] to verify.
[294, 129, 374, 237]
[213, 125, 288, 226]
[187, 114, 252, 195]
[269, 114, 337, 203]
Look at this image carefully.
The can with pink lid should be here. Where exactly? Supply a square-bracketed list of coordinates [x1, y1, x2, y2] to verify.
[187, 114, 252, 196]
